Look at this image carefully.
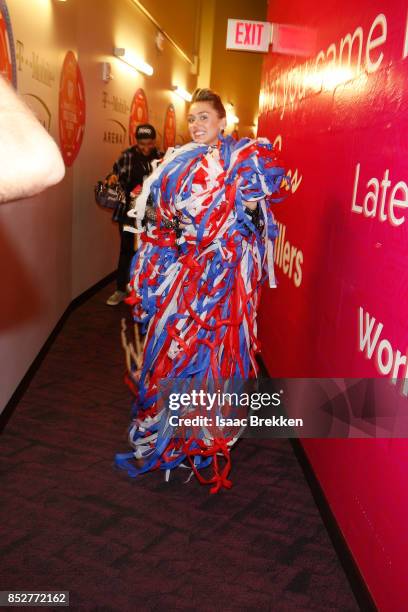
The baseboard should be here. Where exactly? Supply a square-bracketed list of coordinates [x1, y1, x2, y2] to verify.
[0, 271, 115, 434]
[256, 356, 377, 612]
[290, 439, 376, 611]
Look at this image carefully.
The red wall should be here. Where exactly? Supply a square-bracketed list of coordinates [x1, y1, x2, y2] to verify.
[258, 1, 408, 609]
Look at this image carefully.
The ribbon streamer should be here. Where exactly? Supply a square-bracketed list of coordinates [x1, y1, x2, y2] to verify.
[115, 135, 288, 492]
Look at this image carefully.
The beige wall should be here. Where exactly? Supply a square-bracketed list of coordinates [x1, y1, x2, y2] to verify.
[0, 0, 76, 412]
[0, 0, 267, 413]
[140, 0, 200, 59]
[0, 0, 199, 412]
[73, 0, 199, 297]
[132, 0, 267, 137]
[210, 0, 267, 137]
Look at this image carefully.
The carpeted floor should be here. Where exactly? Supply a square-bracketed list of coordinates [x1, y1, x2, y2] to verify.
[0, 283, 359, 611]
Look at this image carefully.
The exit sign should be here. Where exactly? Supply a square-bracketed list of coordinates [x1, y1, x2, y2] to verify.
[226, 19, 272, 53]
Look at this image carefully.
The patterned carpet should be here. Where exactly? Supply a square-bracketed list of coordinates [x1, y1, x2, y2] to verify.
[0, 283, 359, 611]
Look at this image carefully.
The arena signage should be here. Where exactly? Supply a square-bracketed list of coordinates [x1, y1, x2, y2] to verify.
[351, 163, 408, 227]
[258, 2, 408, 607]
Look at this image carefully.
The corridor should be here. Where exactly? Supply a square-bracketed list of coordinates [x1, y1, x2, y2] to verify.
[0, 282, 358, 611]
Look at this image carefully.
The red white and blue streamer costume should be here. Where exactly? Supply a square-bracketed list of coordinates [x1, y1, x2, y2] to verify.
[115, 135, 287, 493]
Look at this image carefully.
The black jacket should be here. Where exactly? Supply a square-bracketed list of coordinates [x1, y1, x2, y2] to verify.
[112, 145, 162, 222]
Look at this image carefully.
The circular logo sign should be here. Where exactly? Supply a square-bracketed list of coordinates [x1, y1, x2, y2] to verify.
[129, 88, 148, 145]
[0, 0, 16, 86]
[58, 51, 86, 166]
[163, 104, 176, 151]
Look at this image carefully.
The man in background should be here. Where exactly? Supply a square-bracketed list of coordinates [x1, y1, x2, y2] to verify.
[106, 124, 162, 306]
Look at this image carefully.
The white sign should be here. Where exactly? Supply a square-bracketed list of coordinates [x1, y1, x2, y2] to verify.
[226, 19, 272, 53]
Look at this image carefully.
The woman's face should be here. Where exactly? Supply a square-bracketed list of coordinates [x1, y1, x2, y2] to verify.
[187, 101, 226, 146]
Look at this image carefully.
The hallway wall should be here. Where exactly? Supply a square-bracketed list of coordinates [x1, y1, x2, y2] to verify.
[0, 0, 198, 411]
[0, 0, 77, 412]
[208, 0, 267, 137]
[0, 0, 266, 413]
[258, 1, 408, 609]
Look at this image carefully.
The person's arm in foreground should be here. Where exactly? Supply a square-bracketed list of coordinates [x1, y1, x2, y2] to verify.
[0, 76, 65, 203]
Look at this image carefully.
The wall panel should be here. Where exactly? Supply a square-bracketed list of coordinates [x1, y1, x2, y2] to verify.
[0, 0, 198, 411]
[258, 1, 408, 608]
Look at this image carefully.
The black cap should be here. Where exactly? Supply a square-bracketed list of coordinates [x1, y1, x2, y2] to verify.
[135, 123, 156, 140]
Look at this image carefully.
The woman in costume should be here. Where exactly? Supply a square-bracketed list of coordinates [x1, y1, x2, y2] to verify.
[115, 89, 286, 493]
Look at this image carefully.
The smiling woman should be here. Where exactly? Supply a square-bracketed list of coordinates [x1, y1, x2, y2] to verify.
[116, 87, 288, 493]
[187, 88, 226, 145]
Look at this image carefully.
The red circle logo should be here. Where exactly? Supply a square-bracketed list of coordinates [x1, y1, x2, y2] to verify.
[163, 104, 176, 151]
[58, 51, 86, 166]
[129, 88, 149, 145]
